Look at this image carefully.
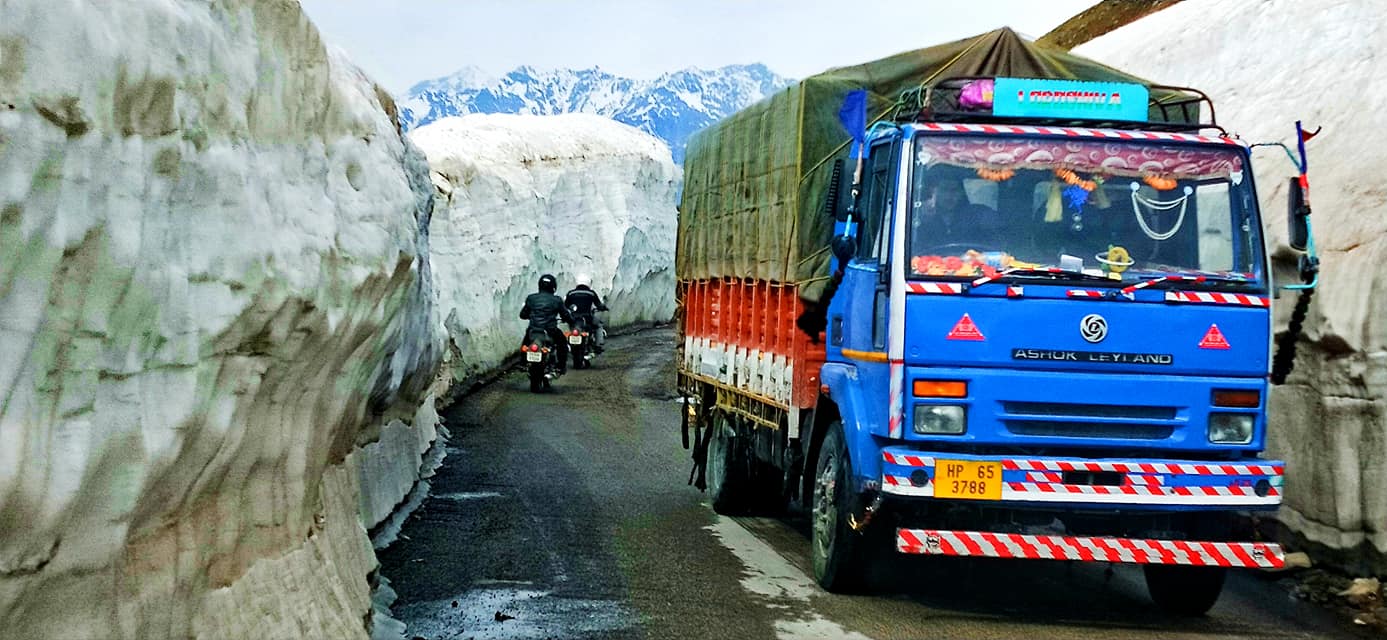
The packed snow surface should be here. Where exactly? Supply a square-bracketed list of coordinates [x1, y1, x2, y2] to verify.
[0, 1, 445, 637]
[411, 113, 679, 383]
[1078, 0, 1387, 570]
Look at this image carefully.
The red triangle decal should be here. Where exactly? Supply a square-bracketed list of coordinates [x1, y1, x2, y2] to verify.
[947, 313, 985, 341]
[1199, 324, 1231, 350]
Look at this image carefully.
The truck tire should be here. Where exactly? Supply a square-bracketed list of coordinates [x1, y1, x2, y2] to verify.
[706, 411, 749, 514]
[751, 460, 790, 515]
[1144, 564, 1226, 616]
[811, 420, 869, 592]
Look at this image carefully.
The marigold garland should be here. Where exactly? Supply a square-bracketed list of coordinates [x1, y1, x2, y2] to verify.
[976, 167, 1015, 182]
[1054, 168, 1097, 192]
[1143, 175, 1178, 191]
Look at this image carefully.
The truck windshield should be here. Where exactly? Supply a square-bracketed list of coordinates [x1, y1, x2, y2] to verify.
[907, 134, 1265, 289]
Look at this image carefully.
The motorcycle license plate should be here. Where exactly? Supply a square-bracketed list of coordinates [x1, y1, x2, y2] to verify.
[525, 351, 543, 363]
[568, 335, 583, 345]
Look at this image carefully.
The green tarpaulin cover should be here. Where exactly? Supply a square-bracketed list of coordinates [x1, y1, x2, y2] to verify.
[677, 28, 1181, 303]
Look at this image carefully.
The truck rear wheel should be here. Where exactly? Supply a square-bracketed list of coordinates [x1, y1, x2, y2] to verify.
[811, 420, 868, 592]
[750, 460, 789, 515]
[706, 411, 750, 514]
[1144, 564, 1226, 616]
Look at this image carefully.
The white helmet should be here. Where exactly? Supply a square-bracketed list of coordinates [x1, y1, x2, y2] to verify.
[574, 273, 591, 288]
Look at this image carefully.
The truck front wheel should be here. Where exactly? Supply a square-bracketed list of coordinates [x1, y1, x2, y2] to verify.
[811, 420, 868, 592]
[1144, 564, 1226, 616]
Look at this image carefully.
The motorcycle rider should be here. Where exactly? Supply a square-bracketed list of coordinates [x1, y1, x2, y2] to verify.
[565, 274, 609, 353]
[520, 274, 574, 374]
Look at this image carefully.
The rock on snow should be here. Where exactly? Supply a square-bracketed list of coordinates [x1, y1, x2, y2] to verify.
[0, 1, 448, 637]
[1078, 0, 1387, 571]
[411, 113, 679, 384]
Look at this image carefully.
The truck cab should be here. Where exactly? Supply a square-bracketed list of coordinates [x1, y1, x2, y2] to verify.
[810, 77, 1289, 613]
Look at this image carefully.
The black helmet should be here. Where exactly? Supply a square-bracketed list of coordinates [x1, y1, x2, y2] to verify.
[538, 274, 557, 293]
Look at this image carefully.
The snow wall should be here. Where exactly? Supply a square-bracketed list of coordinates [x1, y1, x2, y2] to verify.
[1078, 0, 1387, 573]
[0, 1, 448, 638]
[411, 113, 679, 385]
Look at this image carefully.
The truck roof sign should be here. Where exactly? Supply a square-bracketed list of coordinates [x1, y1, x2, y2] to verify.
[992, 78, 1149, 123]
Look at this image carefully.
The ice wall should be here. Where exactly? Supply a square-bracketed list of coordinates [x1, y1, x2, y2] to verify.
[412, 113, 679, 383]
[1077, 0, 1387, 572]
[0, 1, 445, 637]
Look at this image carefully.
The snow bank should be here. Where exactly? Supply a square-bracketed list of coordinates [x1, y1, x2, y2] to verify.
[0, 1, 445, 637]
[412, 113, 679, 383]
[1078, 0, 1387, 571]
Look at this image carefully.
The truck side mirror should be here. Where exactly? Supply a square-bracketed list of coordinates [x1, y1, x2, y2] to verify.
[831, 234, 857, 262]
[1287, 177, 1309, 252]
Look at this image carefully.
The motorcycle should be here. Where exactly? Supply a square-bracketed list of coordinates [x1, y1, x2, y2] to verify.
[567, 312, 604, 370]
[521, 329, 560, 392]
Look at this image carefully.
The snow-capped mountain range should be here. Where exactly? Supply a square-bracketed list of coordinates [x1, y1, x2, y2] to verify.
[398, 64, 793, 163]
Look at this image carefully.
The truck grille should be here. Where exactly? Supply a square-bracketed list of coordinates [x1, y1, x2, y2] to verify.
[1003, 420, 1175, 440]
[999, 402, 1179, 440]
[1001, 401, 1177, 421]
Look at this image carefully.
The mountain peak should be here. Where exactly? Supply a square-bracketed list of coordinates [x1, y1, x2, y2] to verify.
[407, 65, 497, 95]
[398, 64, 793, 163]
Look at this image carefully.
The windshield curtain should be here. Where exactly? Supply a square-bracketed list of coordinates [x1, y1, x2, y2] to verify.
[907, 134, 1265, 288]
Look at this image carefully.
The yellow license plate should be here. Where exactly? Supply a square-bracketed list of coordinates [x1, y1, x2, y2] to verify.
[933, 460, 1003, 501]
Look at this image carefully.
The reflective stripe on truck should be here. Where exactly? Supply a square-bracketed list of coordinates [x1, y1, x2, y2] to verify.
[880, 452, 1284, 507]
[897, 529, 1285, 569]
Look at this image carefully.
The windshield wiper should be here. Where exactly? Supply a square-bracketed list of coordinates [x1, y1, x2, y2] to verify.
[1121, 273, 1254, 294]
[970, 267, 1115, 288]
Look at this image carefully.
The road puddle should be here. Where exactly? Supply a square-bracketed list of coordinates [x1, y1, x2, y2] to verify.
[392, 586, 632, 639]
[433, 491, 504, 501]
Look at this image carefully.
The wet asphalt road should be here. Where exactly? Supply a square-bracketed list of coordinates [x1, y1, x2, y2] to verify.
[378, 329, 1370, 640]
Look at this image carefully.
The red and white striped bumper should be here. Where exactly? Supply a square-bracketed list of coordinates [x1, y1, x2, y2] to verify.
[897, 529, 1285, 569]
[881, 452, 1284, 508]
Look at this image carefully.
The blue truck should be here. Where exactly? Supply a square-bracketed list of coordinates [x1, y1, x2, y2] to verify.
[676, 30, 1318, 615]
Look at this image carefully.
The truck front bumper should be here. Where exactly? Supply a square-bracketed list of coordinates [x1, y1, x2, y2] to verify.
[896, 529, 1285, 569]
[880, 449, 1284, 509]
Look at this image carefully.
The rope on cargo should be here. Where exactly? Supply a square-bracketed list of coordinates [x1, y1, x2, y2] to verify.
[797, 246, 830, 265]
[798, 35, 987, 184]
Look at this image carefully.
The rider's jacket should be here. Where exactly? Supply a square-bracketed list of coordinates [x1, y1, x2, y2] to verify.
[565, 286, 607, 318]
[521, 292, 573, 330]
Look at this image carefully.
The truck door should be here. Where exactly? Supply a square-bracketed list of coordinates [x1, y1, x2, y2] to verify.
[830, 138, 898, 363]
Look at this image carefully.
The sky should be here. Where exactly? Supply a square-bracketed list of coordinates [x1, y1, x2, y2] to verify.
[299, 0, 1099, 95]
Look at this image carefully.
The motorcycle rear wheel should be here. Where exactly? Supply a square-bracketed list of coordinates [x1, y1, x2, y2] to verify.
[529, 362, 545, 393]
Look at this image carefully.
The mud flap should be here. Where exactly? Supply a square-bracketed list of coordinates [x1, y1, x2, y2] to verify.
[687, 398, 711, 491]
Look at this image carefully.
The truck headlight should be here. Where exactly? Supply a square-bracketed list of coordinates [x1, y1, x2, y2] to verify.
[914, 405, 966, 435]
[1208, 414, 1254, 444]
